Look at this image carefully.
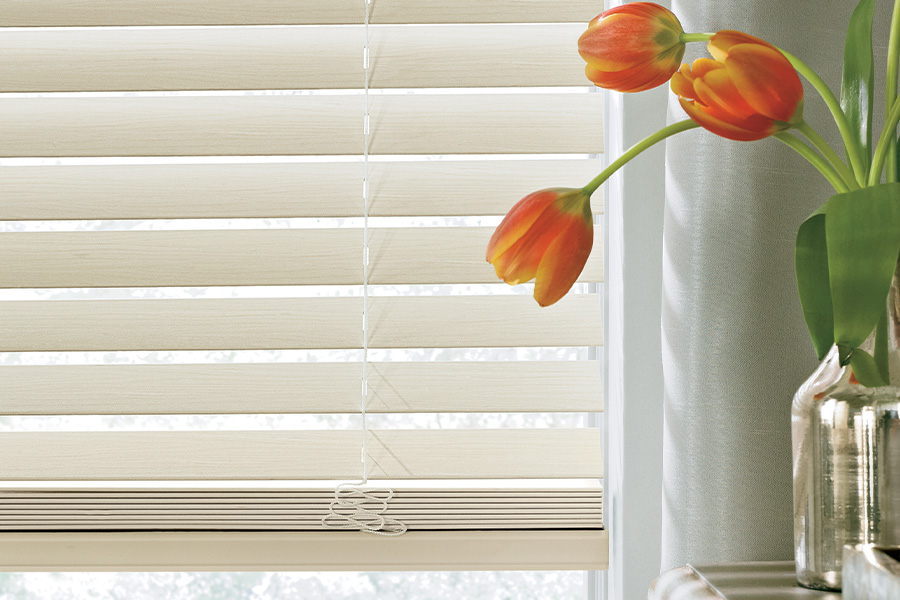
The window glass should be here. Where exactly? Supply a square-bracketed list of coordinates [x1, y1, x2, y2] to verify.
[0, 571, 586, 599]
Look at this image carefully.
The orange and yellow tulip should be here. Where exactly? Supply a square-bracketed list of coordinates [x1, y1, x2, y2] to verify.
[578, 2, 685, 93]
[486, 188, 593, 307]
[671, 31, 804, 141]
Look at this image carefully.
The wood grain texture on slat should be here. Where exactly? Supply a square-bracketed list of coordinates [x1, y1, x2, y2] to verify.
[0, 160, 604, 220]
[0, 0, 600, 25]
[0, 94, 603, 157]
[367, 295, 601, 349]
[367, 228, 603, 284]
[0, 503, 600, 511]
[0, 25, 587, 92]
[0, 483, 601, 495]
[0, 227, 603, 287]
[0, 492, 602, 499]
[0, 361, 602, 415]
[0, 506, 600, 516]
[0, 295, 601, 351]
[0, 524, 600, 533]
[0, 428, 603, 479]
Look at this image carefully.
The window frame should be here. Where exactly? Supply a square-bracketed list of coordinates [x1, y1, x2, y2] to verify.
[601, 0, 671, 594]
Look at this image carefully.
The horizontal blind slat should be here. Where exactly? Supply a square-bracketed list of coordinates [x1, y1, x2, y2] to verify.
[0, 504, 600, 511]
[0, 429, 603, 479]
[0, 228, 603, 287]
[0, 524, 599, 531]
[0, 487, 602, 496]
[0, 295, 602, 351]
[0, 0, 600, 25]
[0, 25, 588, 92]
[0, 94, 604, 157]
[0, 509, 600, 516]
[0, 361, 602, 415]
[0, 160, 605, 220]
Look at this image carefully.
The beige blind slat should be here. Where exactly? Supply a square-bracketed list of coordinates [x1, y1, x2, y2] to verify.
[0, 485, 603, 496]
[0, 0, 599, 26]
[0, 160, 604, 220]
[0, 25, 587, 92]
[0, 504, 601, 512]
[0, 94, 603, 157]
[0, 530, 609, 571]
[0, 524, 595, 531]
[0, 361, 602, 415]
[0, 228, 602, 288]
[0, 295, 602, 351]
[0, 429, 603, 479]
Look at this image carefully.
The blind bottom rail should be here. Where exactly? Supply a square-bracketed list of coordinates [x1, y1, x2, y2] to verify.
[0, 529, 609, 571]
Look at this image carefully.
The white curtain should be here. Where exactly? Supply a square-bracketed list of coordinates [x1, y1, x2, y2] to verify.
[661, 0, 891, 568]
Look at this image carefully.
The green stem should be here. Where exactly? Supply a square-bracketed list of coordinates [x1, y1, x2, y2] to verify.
[582, 120, 700, 196]
[679, 33, 713, 43]
[869, 95, 900, 185]
[774, 132, 850, 194]
[796, 121, 860, 190]
[886, 0, 900, 182]
[780, 48, 868, 186]
[875, 309, 890, 383]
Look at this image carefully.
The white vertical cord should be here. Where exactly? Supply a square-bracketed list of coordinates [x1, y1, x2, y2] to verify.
[322, 0, 406, 536]
[361, 0, 372, 486]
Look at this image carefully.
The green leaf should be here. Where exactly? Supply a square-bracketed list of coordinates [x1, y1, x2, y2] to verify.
[841, 0, 877, 168]
[826, 183, 900, 351]
[848, 348, 889, 386]
[796, 208, 833, 359]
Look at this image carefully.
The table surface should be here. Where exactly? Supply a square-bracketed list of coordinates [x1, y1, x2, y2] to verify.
[649, 561, 842, 599]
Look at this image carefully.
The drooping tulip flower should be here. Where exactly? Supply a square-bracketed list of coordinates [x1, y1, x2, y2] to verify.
[487, 188, 593, 307]
[578, 2, 686, 93]
[670, 30, 804, 141]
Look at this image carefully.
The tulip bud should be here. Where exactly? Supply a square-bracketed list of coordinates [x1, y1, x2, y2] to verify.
[671, 30, 804, 141]
[578, 2, 686, 93]
[487, 188, 593, 307]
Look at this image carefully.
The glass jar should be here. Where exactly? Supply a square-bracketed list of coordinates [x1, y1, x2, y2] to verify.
[792, 267, 900, 590]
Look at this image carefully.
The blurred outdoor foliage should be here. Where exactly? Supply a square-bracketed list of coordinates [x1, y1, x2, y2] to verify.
[0, 571, 584, 599]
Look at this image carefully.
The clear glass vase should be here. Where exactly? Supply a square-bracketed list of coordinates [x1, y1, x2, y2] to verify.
[792, 266, 900, 591]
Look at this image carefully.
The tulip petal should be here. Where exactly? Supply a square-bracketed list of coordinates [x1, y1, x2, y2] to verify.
[492, 211, 569, 285]
[613, 2, 680, 20]
[670, 65, 697, 100]
[691, 58, 723, 78]
[724, 44, 803, 122]
[707, 30, 770, 61]
[693, 67, 757, 119]
[588, 2, 669, 28]
[486, 189, 561, 263]
[678, 97, 780, 141]
[579, 14, 664, 72]
[491, 237, 542, 285]
[587, 44, 683, 92]
[533, 218, 594, 307]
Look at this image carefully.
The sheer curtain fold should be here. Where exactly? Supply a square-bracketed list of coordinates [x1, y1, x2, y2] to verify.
[660, 0, 891, 569]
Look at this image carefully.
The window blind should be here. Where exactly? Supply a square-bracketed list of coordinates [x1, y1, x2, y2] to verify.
[0, 0, 606, 570]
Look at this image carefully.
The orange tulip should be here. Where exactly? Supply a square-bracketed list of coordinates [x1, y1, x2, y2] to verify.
[487, 188, 593, 307]
[671, 30, 804, 141]
[578, 2, 685, 93]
